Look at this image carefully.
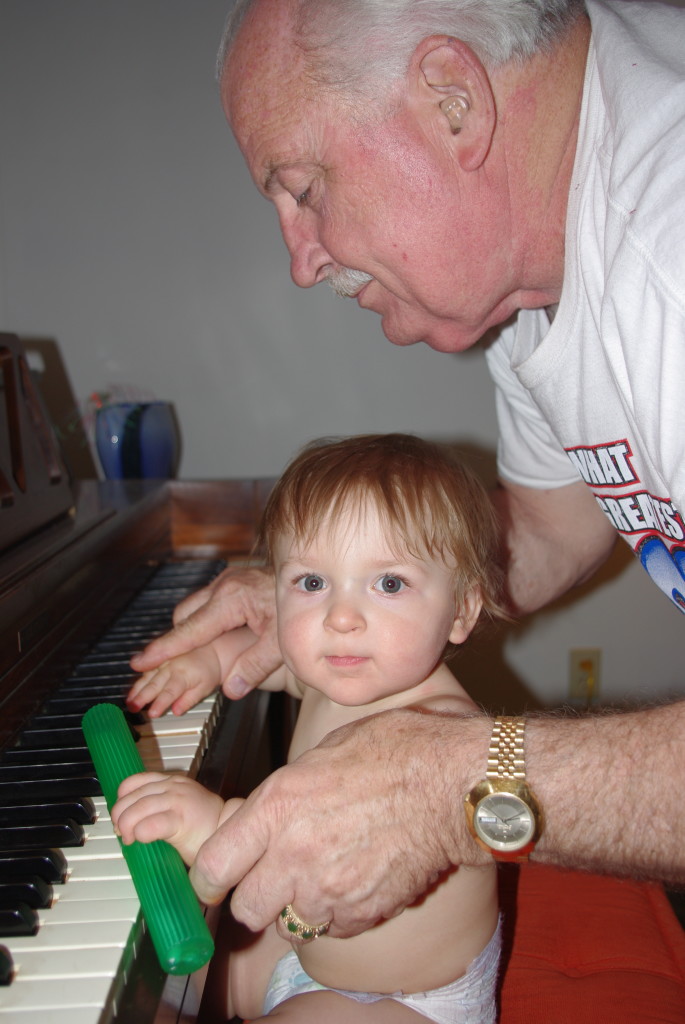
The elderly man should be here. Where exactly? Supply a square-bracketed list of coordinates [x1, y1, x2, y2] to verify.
[130, 0, 685, 939]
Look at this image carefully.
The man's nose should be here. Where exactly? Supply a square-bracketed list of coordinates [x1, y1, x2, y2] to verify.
[279, 210, 333, 288]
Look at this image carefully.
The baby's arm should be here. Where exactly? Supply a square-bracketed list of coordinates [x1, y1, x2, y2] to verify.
[112, 772, 228, 865]
[128, 626, 292, 718]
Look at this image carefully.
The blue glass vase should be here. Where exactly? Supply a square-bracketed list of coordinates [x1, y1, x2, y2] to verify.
[95, 402, 179, 479]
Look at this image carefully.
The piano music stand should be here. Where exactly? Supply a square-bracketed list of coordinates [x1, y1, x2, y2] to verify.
[0, 331, 74, 553]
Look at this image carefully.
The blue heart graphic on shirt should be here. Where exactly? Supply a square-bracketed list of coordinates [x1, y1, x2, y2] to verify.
[637, 535, 685, 612]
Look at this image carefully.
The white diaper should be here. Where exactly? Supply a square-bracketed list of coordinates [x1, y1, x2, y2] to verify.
[263, 917, 502, 1024]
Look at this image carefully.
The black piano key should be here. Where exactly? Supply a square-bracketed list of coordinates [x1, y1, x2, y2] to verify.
[0, 850, 69, 884]
[0, 820, 85, 851]
[41, 698, 145, 722]
[0, 777, 101, 801]
[87, 646, 148, 661]
[40, 696, 118, 715]
[1, 745, 94, 765]
[96, 626, 162, 638]
[19, 730, 84, 748]
[32, 708, 143, 727]
[0, 877, 53, 910]
[26, 713, 96, 728]
[0, 944, 14, 985]
[0, 798, 96, 827]
[17, 723, 99, 748]
[51, 680, 132, 696]
[69, 660, 139, 677]
[108, 614, 171, 627]
[18, 726, 140, 750]
[0, 761, 100, 783]
[0, 903, 39, 937]
[76, 648, 135, 660]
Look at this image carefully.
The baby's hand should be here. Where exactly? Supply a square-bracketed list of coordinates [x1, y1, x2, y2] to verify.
[112, 772, 224, 865]
[126, 644, 222, 718]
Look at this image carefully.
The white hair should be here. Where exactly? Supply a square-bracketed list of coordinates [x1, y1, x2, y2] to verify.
[217, 0, 586, 94]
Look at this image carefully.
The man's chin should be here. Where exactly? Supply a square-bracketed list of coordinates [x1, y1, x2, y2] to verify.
[379, 311, 479, 353]
[379, 314, 422, 348]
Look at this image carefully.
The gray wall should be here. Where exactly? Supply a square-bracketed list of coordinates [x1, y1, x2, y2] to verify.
[1, 0, 683, 711]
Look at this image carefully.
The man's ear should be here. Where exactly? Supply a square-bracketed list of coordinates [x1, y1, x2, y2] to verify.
[409, 35, 496, 171]
[449, 587, 483, 645]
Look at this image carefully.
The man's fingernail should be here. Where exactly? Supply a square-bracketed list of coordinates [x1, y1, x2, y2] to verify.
[189, 867, 224, 906]
[227, 676, 251, 698]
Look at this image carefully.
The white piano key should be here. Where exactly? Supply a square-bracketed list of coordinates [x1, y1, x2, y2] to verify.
[81, 815, 121, 842]
[52, 877, 138, 902]
[9, 918, 135, 954]
[65, 838, 124, 865]
[137, 732, 204, 751]
[150, 753, 195, 770]
[36, 897, 140, 928]
[0, 973, 119, 1013]
[63, 857, 132, 883]
[12, 943, 134, 980]
[0, 1008, 107, 1024]
[137, 708, 213, 738]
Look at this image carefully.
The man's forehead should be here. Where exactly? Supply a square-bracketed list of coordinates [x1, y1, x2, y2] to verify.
[222, 0, 302, 123]
[222, 15, 324, 195]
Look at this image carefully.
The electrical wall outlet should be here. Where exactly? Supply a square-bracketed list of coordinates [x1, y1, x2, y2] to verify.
[568, 648, 601, 705]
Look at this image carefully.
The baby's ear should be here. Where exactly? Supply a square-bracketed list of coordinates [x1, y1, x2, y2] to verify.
[448, 587, 483, 645]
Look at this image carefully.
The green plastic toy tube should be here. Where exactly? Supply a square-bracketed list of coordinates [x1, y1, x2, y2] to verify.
[81, 702, 214, 975]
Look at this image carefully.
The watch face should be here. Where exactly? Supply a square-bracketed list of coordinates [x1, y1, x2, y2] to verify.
[473, 792, 536, 851]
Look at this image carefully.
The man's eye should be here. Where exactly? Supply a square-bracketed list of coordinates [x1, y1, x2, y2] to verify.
[374, 575, 406, 594]
[296, 188, 311, 207]
[296, 574, 325, 592]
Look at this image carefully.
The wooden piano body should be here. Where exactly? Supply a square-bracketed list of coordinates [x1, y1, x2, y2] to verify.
[0, 474, 281, 1023]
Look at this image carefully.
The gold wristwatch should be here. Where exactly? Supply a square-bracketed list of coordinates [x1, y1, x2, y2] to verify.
[464, 716, 543, 861]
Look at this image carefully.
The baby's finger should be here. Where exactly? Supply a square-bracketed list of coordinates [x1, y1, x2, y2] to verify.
[144, 671, 196, 719]
[116, 771, 167, 799]
[117, 803, 177, 846]
[126, 665, 172, 711]
[167, 679, 216, 718]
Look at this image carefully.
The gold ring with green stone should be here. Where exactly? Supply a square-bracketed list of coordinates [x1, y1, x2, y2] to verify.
[280, 904, 331, 941]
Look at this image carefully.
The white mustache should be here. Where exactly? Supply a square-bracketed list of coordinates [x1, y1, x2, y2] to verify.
[326, 267, 374, 297]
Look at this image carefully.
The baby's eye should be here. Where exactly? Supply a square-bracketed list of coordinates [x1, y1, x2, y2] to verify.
[296, 574, 326, 592]
[374, 575, 406, 595]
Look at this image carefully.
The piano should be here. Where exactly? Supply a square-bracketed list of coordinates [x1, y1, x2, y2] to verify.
[5, 333, 685, 1024]
[0, 333, 278, 1022]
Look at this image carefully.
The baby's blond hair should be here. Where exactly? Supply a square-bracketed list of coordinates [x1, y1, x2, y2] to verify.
[258, 434, 508, 624]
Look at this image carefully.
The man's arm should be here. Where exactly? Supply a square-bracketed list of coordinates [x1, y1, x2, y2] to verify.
[188, 701, 685, 937]
[528, 701, 685, 881]
[492, 477, 618, 614]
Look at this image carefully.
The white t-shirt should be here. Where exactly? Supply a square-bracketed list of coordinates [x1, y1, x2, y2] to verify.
[484, 0, 685, 609]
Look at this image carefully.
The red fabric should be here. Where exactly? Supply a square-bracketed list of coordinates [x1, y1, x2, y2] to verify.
[498, 863, 685, 1022]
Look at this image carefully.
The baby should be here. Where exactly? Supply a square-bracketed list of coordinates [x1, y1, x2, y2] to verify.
[114, 433, 507, 1023]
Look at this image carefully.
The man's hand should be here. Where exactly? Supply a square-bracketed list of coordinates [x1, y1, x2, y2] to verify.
[188, 709, 491, 936]
[129, 566, 281, 699]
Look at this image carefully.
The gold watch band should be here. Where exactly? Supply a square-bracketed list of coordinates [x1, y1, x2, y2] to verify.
[486, 716, 526, 781]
